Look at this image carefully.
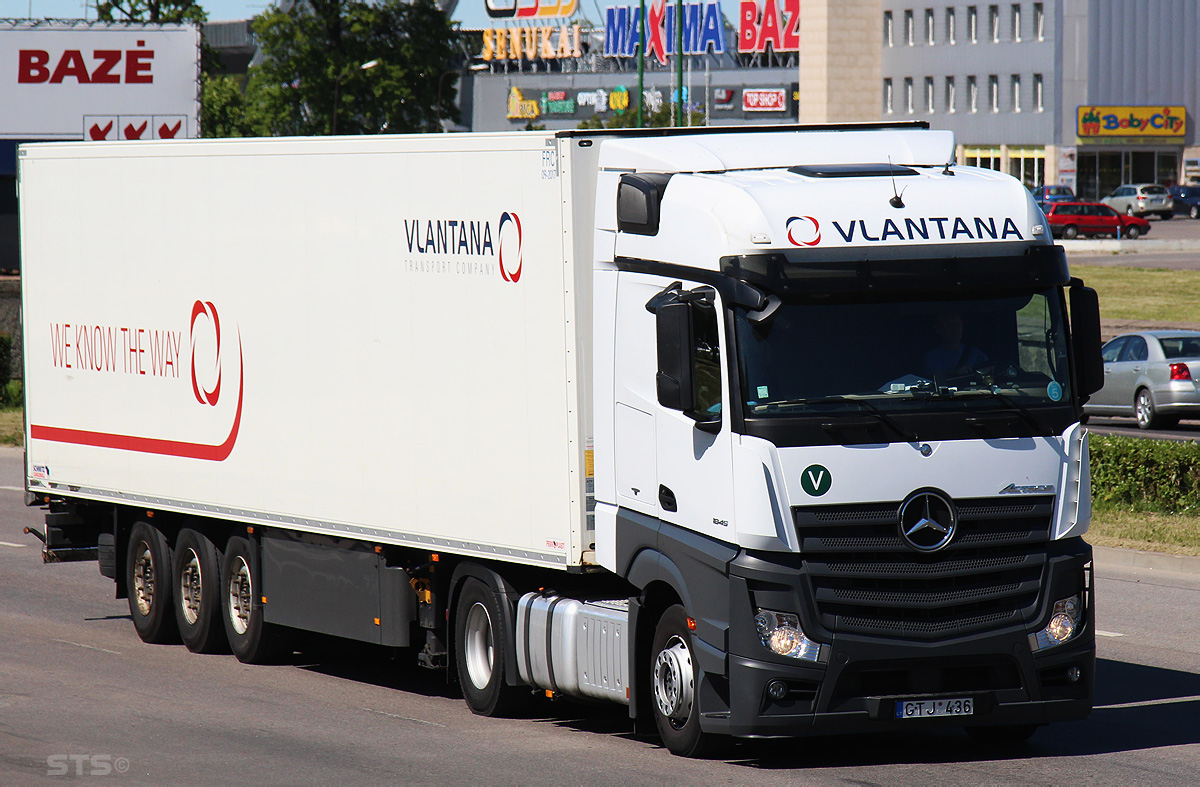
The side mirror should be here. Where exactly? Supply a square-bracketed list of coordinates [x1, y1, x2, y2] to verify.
[1069, 282, 1104, 398]
[655, 301, 695, 412]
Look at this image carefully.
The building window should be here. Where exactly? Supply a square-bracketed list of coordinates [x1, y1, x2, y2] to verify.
[884, 11, 893, 46]
[946, 7, 956, 44]
[884, 78, 894, 113]
[1012, 74, 1021, 112]
[1034, 2, 1045, 40]
[989, 5, 1000, 42]
[926, 8, 936, 44]
[905, 77, 914, 113]
[905, 9, 915, 45]
[968, 75, 978, 112]
[1007, 146, 1045, 188]
[1034, 73, 1044, 111]
[989, 74, 999, 112]
[925, 76, 935, 112]
[965, 146, 1003, 172]
[945, 76, 956, 112]
[968, 6, 978, 43]
[1012, 3, 1022, 41]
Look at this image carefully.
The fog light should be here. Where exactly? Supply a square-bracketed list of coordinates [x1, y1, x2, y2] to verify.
[1067, 665, 1082, 683]
[766, 679, 789, 700]
[754, 609, 825, 663]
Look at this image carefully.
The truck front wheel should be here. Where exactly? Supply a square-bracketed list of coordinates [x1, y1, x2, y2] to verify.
[454, 577, 525, 717]
[221, 536, 290, 664]
[126, 521, 179, 644]
[650, 604, 715, 757]
[173, 529, 228, 654]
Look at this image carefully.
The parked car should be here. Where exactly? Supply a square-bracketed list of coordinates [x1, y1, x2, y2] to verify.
[1031, 184, 1076, 210]
[1043, 201, 1151, 239]
[1101, 183, 1174, 219]
[1169, 185, 1200, 219]
[1084, 331, 1200, 428]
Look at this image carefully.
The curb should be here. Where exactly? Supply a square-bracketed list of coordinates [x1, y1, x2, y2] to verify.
[1093, 544, 1200, 576]
[1060, 239, 1200, 253]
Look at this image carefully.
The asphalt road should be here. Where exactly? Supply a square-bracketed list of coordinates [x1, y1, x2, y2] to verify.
[1, 446, 1199, 784]
[1064, 210, 1200, 272]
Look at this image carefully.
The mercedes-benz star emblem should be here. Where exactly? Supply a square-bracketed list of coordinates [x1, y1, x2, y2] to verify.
[898, 491, 957, 552]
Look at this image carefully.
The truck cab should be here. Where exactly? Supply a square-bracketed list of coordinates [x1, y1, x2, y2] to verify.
[589, 128, 1101, 754]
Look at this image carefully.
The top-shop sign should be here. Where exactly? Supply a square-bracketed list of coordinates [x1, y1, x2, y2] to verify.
[0, 21, 200, 140]
[1077, 106, 1186, 138]
[485, 0, 579, 19]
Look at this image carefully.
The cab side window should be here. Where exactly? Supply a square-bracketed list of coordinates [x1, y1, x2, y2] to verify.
[692, 300, 722, 416]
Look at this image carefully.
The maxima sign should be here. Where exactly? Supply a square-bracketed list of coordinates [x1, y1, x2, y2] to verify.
[0, 21, 200, 140]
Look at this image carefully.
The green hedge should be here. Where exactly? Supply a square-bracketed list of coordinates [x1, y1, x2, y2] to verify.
[1090, 433, 1200, 513]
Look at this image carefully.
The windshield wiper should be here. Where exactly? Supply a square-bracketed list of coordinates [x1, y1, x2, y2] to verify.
[760, 396, 920, 442]
[953, 388, 1045, 432]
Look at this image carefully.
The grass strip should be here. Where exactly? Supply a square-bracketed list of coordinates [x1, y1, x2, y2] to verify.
[1071, 264, 1200, 324]
[1089, 509, 1200, 557]
[0, 407, 22, 446]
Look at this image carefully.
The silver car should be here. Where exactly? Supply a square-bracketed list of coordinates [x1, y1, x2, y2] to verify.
[1101, 183, 1174, 219]
[1084, 331, 1200, 428]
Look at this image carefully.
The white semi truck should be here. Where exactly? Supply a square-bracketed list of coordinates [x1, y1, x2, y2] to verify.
[20, 123, 1102, 756]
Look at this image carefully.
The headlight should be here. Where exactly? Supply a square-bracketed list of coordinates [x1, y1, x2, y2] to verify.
[754, 609, 825, 663]
[1029, 594, 1083, 652]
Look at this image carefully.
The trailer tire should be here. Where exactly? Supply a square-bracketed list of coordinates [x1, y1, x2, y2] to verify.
[126, 521, 179, 644]
[650, 604, 716, 758]
[454, 577, 525, 717]
[221, 536, 290, 664]
[173, 529, 228, 654]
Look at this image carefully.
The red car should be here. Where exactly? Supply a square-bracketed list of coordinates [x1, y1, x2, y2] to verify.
[1044, 201, 1151, 240]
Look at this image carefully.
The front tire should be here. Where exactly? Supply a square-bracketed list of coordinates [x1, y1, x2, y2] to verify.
[221, 536, 290, 664]
[1125, 225, 1140, 240]
[650, 605, 716, 757]
[173, 529, 228, 654]
[454, 577, 526, 717]
[1126, 205, 1135, 216]
[126, 521, 179, 644]
[1062, 224, 1079, 240]
[1190, 205, 1199, 219]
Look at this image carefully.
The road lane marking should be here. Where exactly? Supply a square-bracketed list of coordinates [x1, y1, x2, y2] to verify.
[1095, 695, 1200, 710]
[361, 707, 446, 727]
[0, 541, 28, 548]
[53, 639, 121, 655]
[1095, 630, 1125, 638]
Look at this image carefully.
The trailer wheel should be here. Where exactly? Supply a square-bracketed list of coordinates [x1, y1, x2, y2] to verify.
[126, 521, 179, 644]
[173, 529, 228, 654]
[454, 578, 525, 717]
[221, 536, 290, 664]
[650, 604, 715, 757]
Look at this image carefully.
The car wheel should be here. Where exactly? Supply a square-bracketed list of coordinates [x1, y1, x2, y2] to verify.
[1125, 225, 1140, 240]
[1190, 205, 1199, 220]
[1134, 388, 1172, 430]
[1126, 205, 1135, 216]
[1062, 224, 1079, 240]
[1160, 212, 1173, 220]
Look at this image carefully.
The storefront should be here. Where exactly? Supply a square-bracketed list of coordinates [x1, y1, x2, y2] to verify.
[1071, 106, 1187, 200]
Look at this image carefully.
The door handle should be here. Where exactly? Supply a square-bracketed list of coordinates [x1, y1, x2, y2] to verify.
[659, 485, 678, 512]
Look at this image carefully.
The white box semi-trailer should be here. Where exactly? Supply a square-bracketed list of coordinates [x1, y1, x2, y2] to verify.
[20, 125, 1104, 757]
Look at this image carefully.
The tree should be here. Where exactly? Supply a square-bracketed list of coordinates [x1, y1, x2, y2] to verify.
[578, 102, 704, 130]
[96, 0, 206, 24]
[243, 0, 463, 136]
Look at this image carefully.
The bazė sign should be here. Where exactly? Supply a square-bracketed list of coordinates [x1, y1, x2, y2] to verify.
[1077, 105, 1186, 138]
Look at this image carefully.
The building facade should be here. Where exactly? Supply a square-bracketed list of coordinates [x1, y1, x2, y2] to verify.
[881, 0, 1200, 198]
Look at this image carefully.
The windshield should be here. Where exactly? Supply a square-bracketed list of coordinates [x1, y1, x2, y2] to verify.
[735, 289, 1072, 419]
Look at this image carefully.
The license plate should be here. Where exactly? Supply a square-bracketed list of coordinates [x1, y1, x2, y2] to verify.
[895, 697, 974, 719]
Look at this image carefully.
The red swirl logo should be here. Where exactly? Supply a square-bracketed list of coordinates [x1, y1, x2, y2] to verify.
[190, 300, 222, 406]
[498, 211, 523, 283]
[786, 215, 821, 246]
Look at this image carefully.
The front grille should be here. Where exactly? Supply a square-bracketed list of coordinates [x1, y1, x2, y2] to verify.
[795, 496, 1053, 640]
